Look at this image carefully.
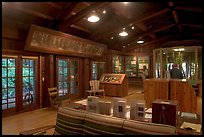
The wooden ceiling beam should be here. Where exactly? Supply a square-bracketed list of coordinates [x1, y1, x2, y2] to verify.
[168, 2, 182, 32]
[136, 23, 156, 39]
[115, 23, 176, 48]
[176, 6, 202, 13]
[180, 23, 202, 28]
[45, 2, 63, 10]
[59, 2, 111, 31]
[122, 35, 173, 53]
[90, 8, 169, 41]
[3, 3, 54, 21]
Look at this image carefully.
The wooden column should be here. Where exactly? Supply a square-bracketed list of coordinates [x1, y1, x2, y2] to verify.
[195, 47, 198, 80]
[159, 49, 163, 78]
[153, 50, 156, 78]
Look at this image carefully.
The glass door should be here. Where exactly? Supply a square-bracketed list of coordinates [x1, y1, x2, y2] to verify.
[57, 58, 79, 99]
[2, 57, 17, 114]
[2, 56, 39, 116]
[22, 58, 38, 110]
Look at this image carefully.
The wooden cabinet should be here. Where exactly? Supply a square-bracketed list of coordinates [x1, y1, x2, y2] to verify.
[99, 74, 129, 97]
[144, 78, 169, 108]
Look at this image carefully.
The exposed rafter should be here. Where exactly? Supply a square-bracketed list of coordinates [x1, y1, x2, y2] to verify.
[3, 2, 54, 21]
[59, 2, 111, 31]
[89, 8, 170, 41]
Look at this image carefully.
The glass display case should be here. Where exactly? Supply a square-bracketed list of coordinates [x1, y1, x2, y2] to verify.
[153, 45, 202, 81]
[125, 56, 137, 77]
[112, 55, 124, 74]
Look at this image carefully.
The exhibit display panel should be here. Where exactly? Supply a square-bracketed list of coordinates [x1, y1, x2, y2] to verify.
[99, 74, 128, 97]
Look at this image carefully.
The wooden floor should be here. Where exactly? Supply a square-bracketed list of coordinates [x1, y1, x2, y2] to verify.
[2, 85, 202, 135]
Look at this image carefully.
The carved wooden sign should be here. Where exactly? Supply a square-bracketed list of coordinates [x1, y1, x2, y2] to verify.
[25, 24, 107, 58]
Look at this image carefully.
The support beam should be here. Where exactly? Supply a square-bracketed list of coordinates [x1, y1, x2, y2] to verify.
[176, 6, 202, 13]
[59, 2, 111, 31]
[3, 3, 54, 20]
[122, 35, 172, 53]
[89, 8, 169, 41]
[168, 2, 182, 32]
[117, 23, 175, 48]
[136, 23, 156, 39]
[45, 2, 63, 10]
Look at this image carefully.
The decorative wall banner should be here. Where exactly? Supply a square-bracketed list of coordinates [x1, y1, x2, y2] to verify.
[25, 24, 107, 58]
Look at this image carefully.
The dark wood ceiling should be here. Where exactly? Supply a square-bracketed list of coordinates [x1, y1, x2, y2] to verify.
[2, 2, 203, 53]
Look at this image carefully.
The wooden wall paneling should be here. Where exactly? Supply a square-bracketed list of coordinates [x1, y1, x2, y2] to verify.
[2, 38, 25, 50]
[83, 58, 91, 98]
[43, 54, 54, 107]
[169, 80, 197, 113]
[144, 78, 169, 108]
[2, 27, 27, 41]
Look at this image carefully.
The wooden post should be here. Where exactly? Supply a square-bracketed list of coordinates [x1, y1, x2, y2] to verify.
[160, 49, 163, 78]
[195, 47, 198, 80]
[153, 49, 156, 78]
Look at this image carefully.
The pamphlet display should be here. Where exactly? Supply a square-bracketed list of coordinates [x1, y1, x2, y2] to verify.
[112, 97, 127, 118]
[86, 96, 99, 113]
[130, 100, 146, 121]
[98, 100, 112, 115]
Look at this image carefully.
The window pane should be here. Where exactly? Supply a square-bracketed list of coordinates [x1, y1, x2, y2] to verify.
[2, 78, 7, 88]
[8, 88, 15, 98]
[2, 59, 7, 66]
[8, 98, 15, 103]
[8, 59, 15, 67]
[8, 78, 15, 87]
[2, 89, 7, 99]
[8, 103, 15, 109]
[2, 68, 7, 77]
[30, 68, 34, 76]
[8, 68, 15, 77]
[23, 68, 29, 76]
[23, 60, 29, 67]
[2, 104, 7, 110]
[30, 60, 34, 66]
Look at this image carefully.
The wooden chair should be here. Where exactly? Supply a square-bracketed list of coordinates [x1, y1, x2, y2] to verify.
[86, 80, 105, 97]
[48, 87, 61, 109]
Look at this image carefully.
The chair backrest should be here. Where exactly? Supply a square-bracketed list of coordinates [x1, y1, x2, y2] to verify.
[48, 87, 58, 100]
[89, 80, 100, 90]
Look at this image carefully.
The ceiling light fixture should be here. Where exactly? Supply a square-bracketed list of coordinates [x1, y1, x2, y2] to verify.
[103, 10, 106, 14]
[88, 11, 100, 23]
[137, 40, 144, 44]
[137, 37, 144, 44]
[119, 28, 128, 37]
[131, 26, 134, 30]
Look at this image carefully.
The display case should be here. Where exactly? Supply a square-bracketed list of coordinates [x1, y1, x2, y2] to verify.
[153, 43, 202, 81]
[125, 56, 137, 77]
[112, 55, 124, 74]
[99, 74, 129, 97]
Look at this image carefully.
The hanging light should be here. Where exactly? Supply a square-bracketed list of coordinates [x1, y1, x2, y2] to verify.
[119, 28, 128, 37]
[137, 37, 144, 44]
[88, 11, 100, 23]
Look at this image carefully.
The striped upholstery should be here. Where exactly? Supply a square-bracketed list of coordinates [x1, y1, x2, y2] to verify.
[122, 119, 176, 135]
[53, 107, 177, 135]
[83, 112, 124, 135]
[54, 107, 87, 135]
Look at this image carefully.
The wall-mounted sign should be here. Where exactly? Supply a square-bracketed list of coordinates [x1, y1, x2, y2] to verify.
[25, 24, 107, 58]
